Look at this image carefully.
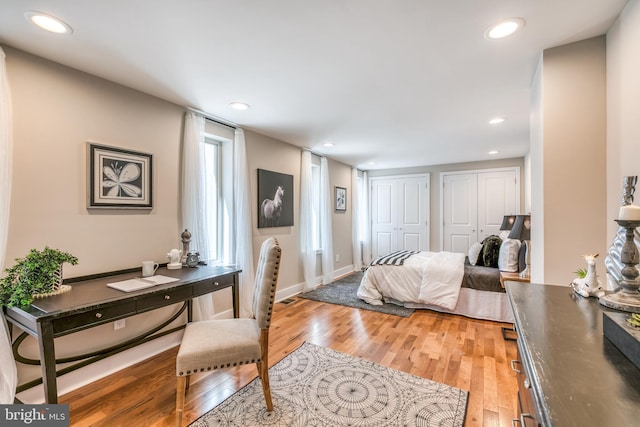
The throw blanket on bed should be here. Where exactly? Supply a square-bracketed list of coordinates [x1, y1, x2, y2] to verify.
[357, 251, 466, 310]
[370, 250, 419, 266]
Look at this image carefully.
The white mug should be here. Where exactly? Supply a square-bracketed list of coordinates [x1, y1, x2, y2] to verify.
[142, 260, 159, 277]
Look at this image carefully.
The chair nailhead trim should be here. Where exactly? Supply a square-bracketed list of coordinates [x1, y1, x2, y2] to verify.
[177, 358, 263, 377]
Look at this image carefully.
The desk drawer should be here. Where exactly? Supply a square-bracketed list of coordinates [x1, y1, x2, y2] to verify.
[137, 287, 192, 311]
[53, 301, 136, 334]
[192, 274, 234, 297]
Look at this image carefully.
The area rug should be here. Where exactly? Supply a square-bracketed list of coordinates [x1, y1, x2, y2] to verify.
[190, 342, 468, 427]
[298, 271, 415, 317]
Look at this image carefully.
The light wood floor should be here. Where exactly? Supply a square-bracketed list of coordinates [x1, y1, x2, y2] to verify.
[61, 296, 519, 427]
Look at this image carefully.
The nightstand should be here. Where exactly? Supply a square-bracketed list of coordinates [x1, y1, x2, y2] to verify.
[499, 271, 530, 341]
[499, 271, 530, 288]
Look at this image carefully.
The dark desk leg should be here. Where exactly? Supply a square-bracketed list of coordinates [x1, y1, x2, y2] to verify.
[36, 320, 58, 403]
[232, 274, 239, 318]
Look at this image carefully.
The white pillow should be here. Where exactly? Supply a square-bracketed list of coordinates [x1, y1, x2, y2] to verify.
[468, 242, 483, 266]
[498, 238, 521, 272]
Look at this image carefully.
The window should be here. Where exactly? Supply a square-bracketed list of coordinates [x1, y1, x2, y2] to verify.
[203, 137, 221, 261]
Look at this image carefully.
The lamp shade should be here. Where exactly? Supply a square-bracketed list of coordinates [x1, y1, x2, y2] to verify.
[508, 214, 531, 240]
[500, 215, 516, 231]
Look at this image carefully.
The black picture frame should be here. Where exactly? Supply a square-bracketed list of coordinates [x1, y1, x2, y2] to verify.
[335, 186, 347, 211]
[257, 169, 294, 228]
[87, 142, 153, 209]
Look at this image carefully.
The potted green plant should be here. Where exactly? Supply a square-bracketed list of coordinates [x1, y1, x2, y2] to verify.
[0, 247, 78, 307]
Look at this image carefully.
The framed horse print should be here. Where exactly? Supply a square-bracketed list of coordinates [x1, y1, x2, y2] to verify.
[257, 169, 294, 228]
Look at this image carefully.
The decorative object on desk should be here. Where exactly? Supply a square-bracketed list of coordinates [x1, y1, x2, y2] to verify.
[335, 186, 347, 211]
[600, 219, 640, 313]
[166, 249, 182, 270]
[87, 142, 152, 209]
[606, 176, 639, 291]
[141, 260, 159, 277]
[180, 229, 191, 265]
[0, 247, 78, 307]
[257, 169, 294, 228]
[185, 251, 200, 268]
[509, 214, 531, 278]
[626, 312, 640, 328]
[570, 253, 604, 298]
[619, 204, 640, 221]
[189, 342, 467, 427]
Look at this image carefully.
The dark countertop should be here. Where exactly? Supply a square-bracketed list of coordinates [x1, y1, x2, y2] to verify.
[506, 282, 640, 427]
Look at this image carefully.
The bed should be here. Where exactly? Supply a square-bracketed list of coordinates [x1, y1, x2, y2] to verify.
[357, 249, 515, 323]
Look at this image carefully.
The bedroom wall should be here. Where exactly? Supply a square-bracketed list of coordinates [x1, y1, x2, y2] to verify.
[2, 45, 353, 401]
[530, 36, 607, 285]
[368, 157, 526, 252]
[607, 0, 640, 239]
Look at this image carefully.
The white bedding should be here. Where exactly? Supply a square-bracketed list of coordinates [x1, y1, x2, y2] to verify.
[357, 251, 514, 323]
[357, 251, 465, 310]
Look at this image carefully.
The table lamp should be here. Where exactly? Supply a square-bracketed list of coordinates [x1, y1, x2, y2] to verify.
[500, 215, 516, 232]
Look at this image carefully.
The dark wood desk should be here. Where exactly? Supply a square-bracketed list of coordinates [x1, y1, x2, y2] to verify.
[506, 282, 640, 427]
[4, 265, 240, 403]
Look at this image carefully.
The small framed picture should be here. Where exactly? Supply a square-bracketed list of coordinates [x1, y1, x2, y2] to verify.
[87, 143, 153, 209]
[335, 186, 347, 211]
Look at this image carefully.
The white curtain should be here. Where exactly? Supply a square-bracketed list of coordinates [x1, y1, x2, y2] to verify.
[0, 46, 17, 404]
[351, 168, 362, 271]
[320, 157, 334, 284]
[232, 129, 255, 317]
[181, 111, 214, 320]
[299, 151, 316, 291]
[361, 171, 372, 265]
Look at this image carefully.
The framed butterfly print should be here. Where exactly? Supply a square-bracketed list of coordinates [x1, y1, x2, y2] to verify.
[87, 142, 153, 209]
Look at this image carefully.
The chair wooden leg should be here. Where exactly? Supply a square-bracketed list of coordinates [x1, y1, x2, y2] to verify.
[176, 376, 187, 427]
[258, 330, 273, 412]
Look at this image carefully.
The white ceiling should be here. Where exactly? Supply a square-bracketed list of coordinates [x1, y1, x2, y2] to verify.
[0, 1, 629, 170]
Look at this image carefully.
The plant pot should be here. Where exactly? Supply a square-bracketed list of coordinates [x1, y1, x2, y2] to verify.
[33, 266, 72, 299]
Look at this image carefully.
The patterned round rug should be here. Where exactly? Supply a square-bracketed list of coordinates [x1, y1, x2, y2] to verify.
[189, 342, 467, 426]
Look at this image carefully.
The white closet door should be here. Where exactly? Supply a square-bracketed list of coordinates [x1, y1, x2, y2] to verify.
[397, 177, 428, 252]
[371, 179, 395, 257]
[477, 170, 517, 241]
[443, 173, 478, 253]
[370, 175, 429, 259]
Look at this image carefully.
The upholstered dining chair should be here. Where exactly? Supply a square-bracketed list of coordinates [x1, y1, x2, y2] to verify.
[175, 237, 281, 426]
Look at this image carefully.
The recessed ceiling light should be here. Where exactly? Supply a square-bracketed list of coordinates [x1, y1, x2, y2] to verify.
[323, 142, 334, 147]
[229, 102, 250, 111]
[368, 162, 376, 165]
[484, 18, 525, 40]
[489, 117, 505, 125]
[25, 11, 72, 34]
[488, 150, 499, 155]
